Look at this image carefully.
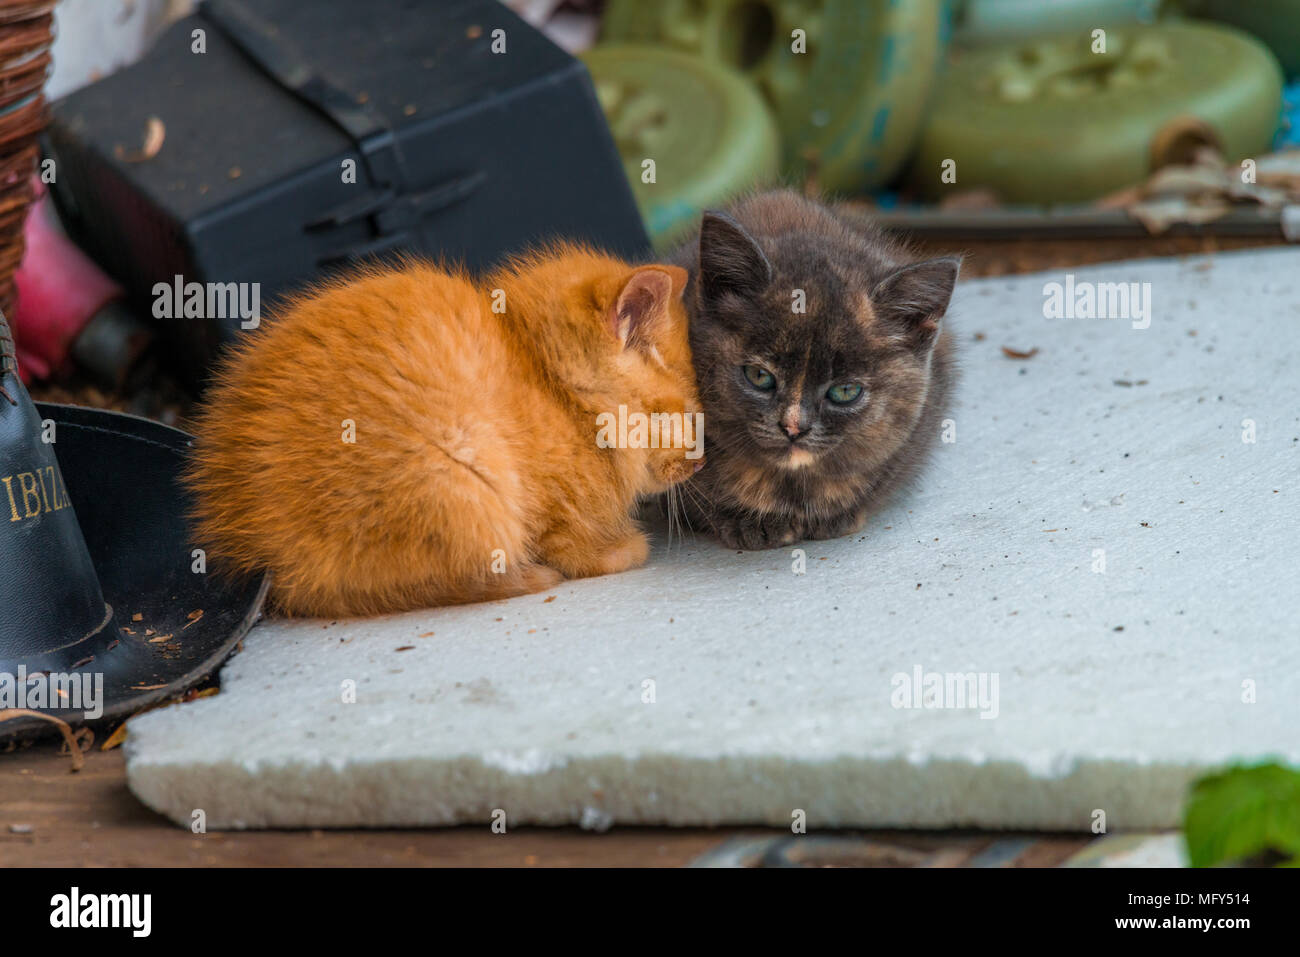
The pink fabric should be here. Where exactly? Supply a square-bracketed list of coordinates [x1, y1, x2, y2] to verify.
[11, 185, 122, 383]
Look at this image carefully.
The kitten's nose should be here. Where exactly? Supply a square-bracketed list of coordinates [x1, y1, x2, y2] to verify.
[781, 406, 807, 440]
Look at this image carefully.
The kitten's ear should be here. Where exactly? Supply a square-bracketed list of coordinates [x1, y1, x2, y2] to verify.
[610, 265, 687, 350]
[699, 211, 772, 304]
[869, 257, 961, 348]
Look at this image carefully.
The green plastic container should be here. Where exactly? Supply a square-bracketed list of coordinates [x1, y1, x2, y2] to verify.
[582, 45, 781, 249]
[600, 0, 948, 194]
[1187, 0, 1300, 75]
[911, 21, 1284, 204]
[952, 0, 1167, 46]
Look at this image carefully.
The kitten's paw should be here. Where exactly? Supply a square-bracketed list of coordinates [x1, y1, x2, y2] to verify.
[803, 507, 869, 541]
[537, 526, 649, 580]
[518, 564, 566, 591]
[473, 562, 564, 602]
[594, 532, 651, 575]
[713, 513, 801, 551]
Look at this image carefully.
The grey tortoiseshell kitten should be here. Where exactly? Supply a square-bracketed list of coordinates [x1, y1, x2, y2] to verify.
[669, 190, 960, 550]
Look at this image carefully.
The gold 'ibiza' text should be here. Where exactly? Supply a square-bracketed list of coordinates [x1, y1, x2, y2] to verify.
[1, 465, 71, 523]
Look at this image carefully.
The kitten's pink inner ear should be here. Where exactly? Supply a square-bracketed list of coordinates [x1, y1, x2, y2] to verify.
[611, 268, 675, 348]
[662, 264, 689, 299]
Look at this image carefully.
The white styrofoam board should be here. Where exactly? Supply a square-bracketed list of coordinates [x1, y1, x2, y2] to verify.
[125, 248, 1300, 830]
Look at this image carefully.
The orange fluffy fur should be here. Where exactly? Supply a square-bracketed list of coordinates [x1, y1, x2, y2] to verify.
[185, 246, 702, 617]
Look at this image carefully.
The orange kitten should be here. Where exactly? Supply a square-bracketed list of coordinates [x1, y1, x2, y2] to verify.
[185, 247, 702, 617]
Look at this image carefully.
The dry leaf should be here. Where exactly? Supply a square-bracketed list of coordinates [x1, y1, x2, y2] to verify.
[100, 723, 128, 751]
[115, 116, 165, 162]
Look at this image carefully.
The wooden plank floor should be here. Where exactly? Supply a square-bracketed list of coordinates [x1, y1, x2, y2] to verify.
[0, 744, 1092, 866]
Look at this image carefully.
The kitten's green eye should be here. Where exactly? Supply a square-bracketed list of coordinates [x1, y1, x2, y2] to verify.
[743, 365, 776, 390]
[826, 383, 863, 405]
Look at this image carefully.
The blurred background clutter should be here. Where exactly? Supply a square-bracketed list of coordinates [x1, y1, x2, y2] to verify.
[5, 0, 1299, 417]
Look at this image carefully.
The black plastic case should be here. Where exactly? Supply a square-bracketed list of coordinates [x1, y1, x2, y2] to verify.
[45, 0, 649, 382]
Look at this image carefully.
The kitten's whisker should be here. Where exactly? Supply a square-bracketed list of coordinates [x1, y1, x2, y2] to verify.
[663, 485, 677, 551]
[673, 483, 697, 542]
[680, 480, 708, 526]
[667, 486, 678, 550]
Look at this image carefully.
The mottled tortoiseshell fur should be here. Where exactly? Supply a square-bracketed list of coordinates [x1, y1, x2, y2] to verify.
[670, 191, 960, 550]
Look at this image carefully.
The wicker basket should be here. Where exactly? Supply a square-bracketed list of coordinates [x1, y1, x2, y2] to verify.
[0, 0, 55, 319]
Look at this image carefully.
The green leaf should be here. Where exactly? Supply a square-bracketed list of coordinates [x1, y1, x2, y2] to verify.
[1183, 763, 1300, 868]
